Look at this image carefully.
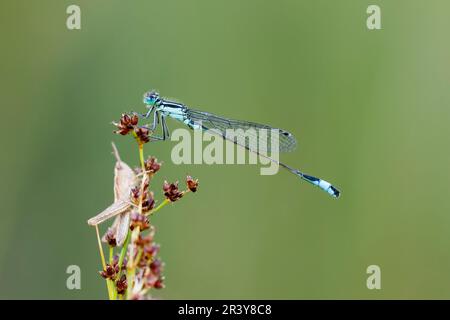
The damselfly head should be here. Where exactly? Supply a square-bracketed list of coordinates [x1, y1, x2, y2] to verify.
[143, 90, 160, 106]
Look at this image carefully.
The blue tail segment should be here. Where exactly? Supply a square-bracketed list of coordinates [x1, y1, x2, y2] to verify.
[299, 173, 341, 198]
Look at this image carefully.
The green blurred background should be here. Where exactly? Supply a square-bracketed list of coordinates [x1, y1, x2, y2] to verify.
[1, 0, 450, 299]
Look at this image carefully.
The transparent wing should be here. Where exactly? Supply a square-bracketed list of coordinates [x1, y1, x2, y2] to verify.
[186, 109, 297, 153]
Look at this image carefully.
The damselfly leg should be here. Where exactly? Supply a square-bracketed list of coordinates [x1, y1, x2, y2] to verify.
[161, 116, 170, 139]
[138, 108, 170, 141]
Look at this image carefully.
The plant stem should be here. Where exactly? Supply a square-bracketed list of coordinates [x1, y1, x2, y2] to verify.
[118, 230, 130, 272]
[109, 246, 114, 264]
[108, 280, 116, 300]
[126, 226, 141, 299]
[134, 247, 143, 267]
[146, 198, 171, 216]
[95, 225, 106, 269]
[109, 246, 118, 299]
[95, 225, 114, 300]
[138, 142, 146, 172]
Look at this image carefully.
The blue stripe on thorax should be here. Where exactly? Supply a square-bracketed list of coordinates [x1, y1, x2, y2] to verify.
[158, 100, 202, 130]
[159, 100, 187, 121]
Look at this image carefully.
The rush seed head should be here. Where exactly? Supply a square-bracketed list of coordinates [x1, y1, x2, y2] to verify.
[113, 113, 139, 135]
[134, 126, 150, 143]
[130, 211, 150, 231]
[115, 275, 128, 295]
[163, 181, 183, 202]
[144, 156, 162, 174]
[100, 263, 120, 280]
[186, 176, 199, 192]
[104, 228, 117, 247]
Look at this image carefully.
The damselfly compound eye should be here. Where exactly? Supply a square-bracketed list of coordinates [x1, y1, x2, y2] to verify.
[143, 90, 159, 105]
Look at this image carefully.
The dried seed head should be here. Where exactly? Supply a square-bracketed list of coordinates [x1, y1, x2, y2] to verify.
[130, 114, 139, 126]
[153, 279, 164, 289]
[134, 127, 150, 144]
[116, 275, 128, 295]
[186, 176, 199, 192]
[143, 180, 149, 192]
[130, 211, 150, 231]
[139, 243, 160, 268]
[143, 264, 165, 290]
[163, 181, 184, 202]
[144, 272, 158, 289]
[104, 228, 117, 247]
[150, 258, 163, 276]
[113, 113, 138, 135]
[135, 233, 154, 247]
[100, 263, 120, 280]
[131, 293, 148, 300]
[131, 181, 150, 205]
[131, 186, 140, 204]
[142, 191, 155, 212]
[113, 254, 127, 270]
[144, 156, 162, 174]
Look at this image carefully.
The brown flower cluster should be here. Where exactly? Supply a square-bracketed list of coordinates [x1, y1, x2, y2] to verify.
[130, 211, 150, 231]
[131, 183, 155, 213]
[100, 262, 120, 280]
[186, 176, 199, 192]
[127, 227, 165, 299]
[163, 181, 184, 202]
[144, 156, 162, 174]
[104, 228, 117, 247]
[100, 255, 126, 280]
[113, 113, 150, 144]
[113, 113, 138, 135]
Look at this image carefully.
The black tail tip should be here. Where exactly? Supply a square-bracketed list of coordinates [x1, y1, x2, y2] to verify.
[330, 185, 341, 198]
